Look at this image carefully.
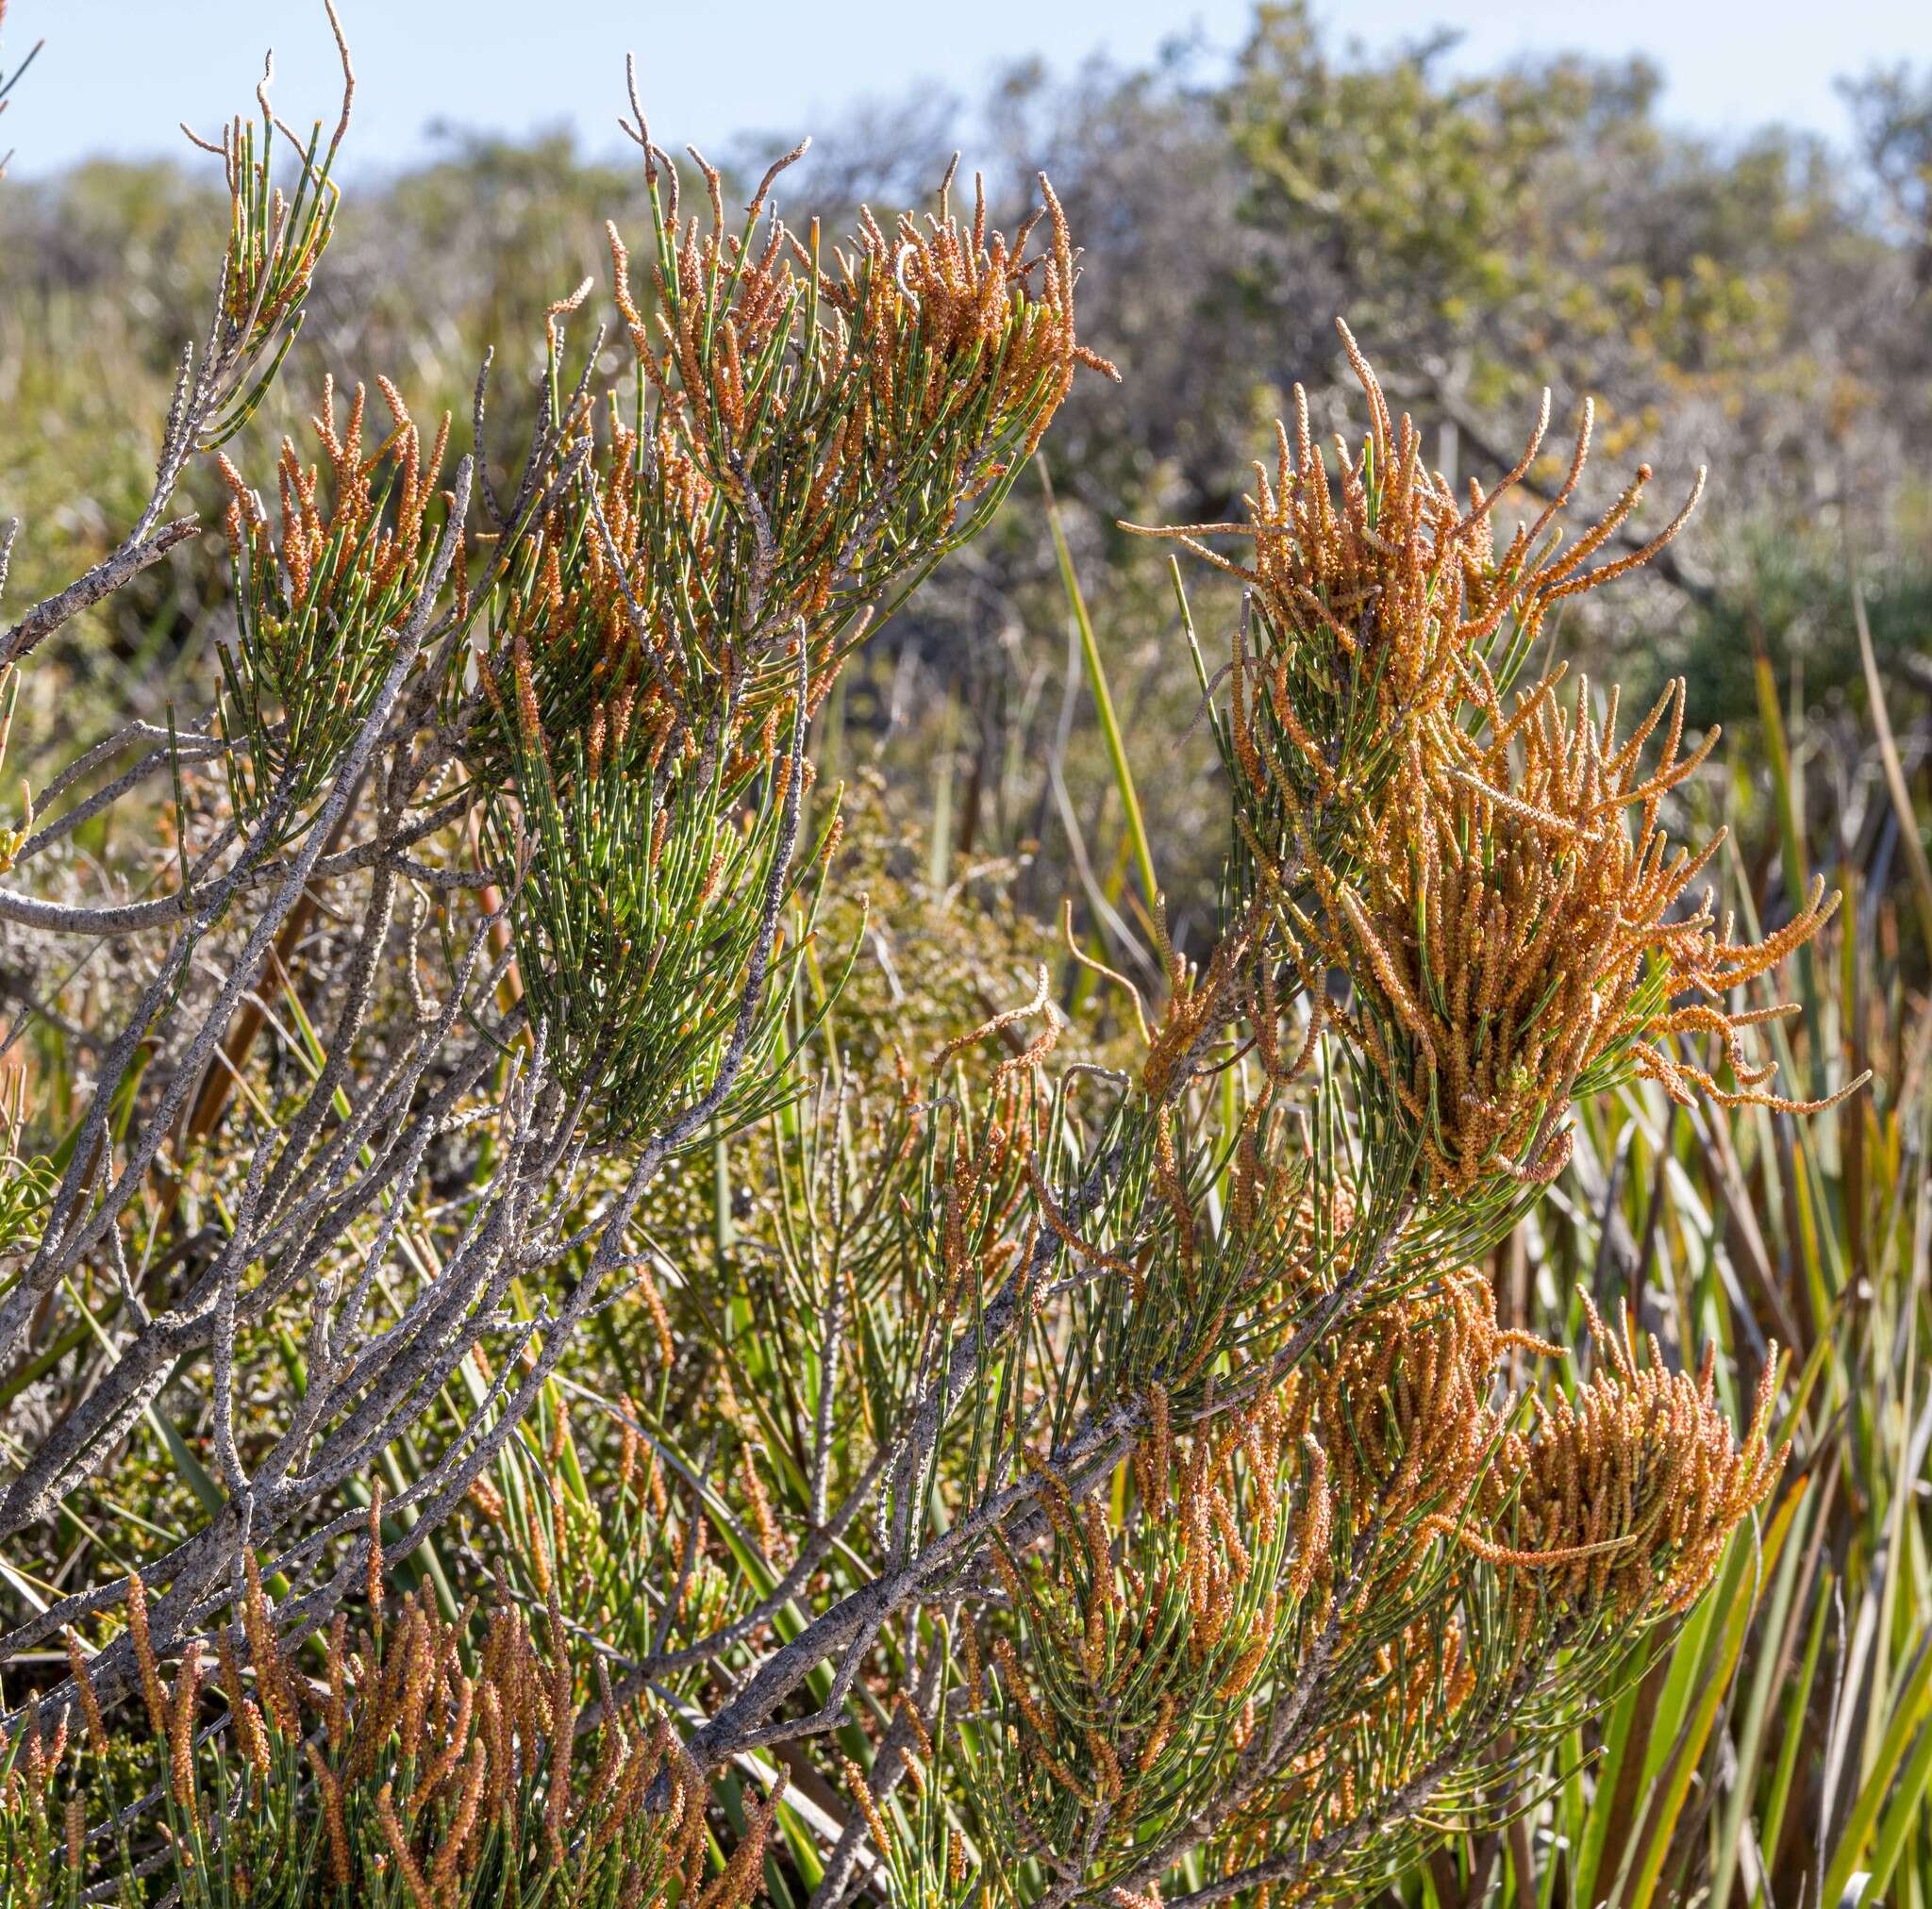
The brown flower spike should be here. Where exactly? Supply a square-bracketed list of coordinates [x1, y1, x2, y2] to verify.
[1148, 320, 1863, 1193]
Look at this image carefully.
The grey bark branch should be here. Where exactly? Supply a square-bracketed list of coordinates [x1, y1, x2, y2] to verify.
[0, 519, 199, 666]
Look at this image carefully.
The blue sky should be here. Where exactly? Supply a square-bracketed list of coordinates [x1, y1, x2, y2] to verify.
[4, 0, 1929, 179]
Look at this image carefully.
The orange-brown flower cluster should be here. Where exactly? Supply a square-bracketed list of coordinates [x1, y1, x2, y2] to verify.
[935, 1099, 1035, 1318]
[213, 374, 462, 825]
[1280, 1271, 1779, 1638]
[824, 172, 1120, 460]
[1152, 321, 1859, 1196]
[1141, 1273, 1782, 1903]
[621, 156, 1115, 491]
[39, 1514, 763, 1909]
[1288, 1269, 1560, 1585]
[1318, 671, 1853, 1190]
[1131, 323, 1695, 853]
[467, 158, 1114, 1142]
[1458, 1296, 1785, 1631]
[961, 1236, 1786, 1904]
[475, 407, 702, 788]
[218, 375, 452, 608]
[587, 151, 1116, 765]
[976, 1403, 1290, 1884]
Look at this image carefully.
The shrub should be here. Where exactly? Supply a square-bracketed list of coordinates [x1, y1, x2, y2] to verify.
[0, 18, 1861, 1908]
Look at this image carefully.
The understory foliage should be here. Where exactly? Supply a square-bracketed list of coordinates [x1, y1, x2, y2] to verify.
[0, 19, 1874, 1909]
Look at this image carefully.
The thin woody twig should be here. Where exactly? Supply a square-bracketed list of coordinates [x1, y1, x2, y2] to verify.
[0, 520, 199, 667]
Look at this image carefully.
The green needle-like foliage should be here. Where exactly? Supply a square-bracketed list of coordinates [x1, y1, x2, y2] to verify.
[216, 379, 459, 838]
